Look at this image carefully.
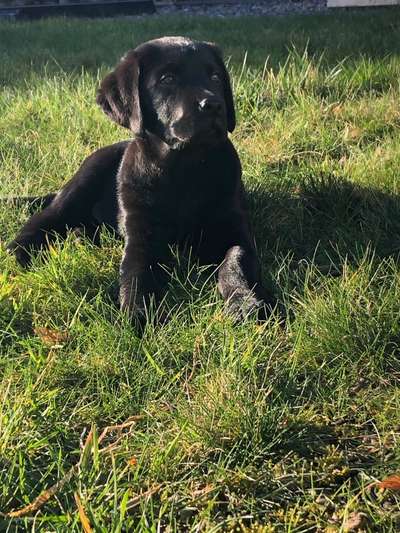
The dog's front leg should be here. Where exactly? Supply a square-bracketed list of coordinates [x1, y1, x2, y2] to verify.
[118, 196, 169, 326]
[119, 241, 160, 323]
[218, 244, 275, 321]
[200, 209, 276, 320]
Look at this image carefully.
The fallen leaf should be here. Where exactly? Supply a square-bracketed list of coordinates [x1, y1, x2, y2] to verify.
[332, 104, 343, 116]
[343, 511, 367, 531]
[35, 326, 68, 347]
[343, 125, 362, 142]
[128, 456, 137, 467]
[377, 474, 400, 490]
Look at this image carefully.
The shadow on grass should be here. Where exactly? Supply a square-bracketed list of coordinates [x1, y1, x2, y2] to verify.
[147, 167, 400, 323]
[5, 173, 400, 319]
[249, 173, 400, 272]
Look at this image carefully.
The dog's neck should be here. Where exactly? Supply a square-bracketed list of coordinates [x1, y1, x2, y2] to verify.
[140, 131, 174, 162]
[139, 130, 225, 167]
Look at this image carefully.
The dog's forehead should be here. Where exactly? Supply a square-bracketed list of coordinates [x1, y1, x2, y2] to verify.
[143, 36, 197, 49]
[135, 36, 217, 69]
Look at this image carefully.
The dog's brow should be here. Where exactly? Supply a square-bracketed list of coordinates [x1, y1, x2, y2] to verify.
[156, 62, 180, 76]
[205, 62, 221, 73]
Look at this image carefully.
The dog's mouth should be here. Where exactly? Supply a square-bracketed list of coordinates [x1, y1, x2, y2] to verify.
[168, 122, 227, 151]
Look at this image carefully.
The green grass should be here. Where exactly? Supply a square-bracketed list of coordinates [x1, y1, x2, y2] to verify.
[1, 9, 400, 531]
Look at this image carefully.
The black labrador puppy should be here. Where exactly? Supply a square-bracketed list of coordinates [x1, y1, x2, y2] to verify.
[7, 36, 276, 324]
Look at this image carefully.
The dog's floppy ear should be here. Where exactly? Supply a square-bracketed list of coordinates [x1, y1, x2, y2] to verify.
[97, 50, 142, 134]
[206, 42, 236, 133]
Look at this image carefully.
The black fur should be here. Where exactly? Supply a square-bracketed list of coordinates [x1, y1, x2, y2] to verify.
[7, 36, 276, 324]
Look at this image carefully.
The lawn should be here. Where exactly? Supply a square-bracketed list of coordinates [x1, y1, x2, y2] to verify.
[1, 8, 400, 531]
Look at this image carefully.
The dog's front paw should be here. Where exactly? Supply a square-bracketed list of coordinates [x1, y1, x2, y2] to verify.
[119, 287, 148, 331]
[225, 291, 278, 323]
[6, 238, 35, 267]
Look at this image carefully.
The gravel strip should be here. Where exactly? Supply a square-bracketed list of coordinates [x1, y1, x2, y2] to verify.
[156, 1, 328, 18]
[0, 0, 329, 21]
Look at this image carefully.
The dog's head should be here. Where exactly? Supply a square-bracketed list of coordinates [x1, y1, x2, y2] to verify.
[97, 36, 235, 149]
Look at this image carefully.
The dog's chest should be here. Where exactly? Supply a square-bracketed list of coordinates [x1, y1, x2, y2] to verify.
[155, 149, 237, 240]
[118, 141, 239, 243]
[159, 162, 216, 235]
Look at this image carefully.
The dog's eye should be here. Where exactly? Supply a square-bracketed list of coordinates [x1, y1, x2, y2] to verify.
[211, 72, 221, 82]
[160, 74, 175, 85]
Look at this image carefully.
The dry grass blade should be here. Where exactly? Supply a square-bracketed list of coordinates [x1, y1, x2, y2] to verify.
[98, 415, 144, 443]
[0, 416, 144, 518]
[74, 493, 93, 533]
[126, 484, 162, 511]
[0, 465, 78, 518]
[0, 430, 94, 518]
[190, 484, 216, 502]
[98, 436, 126, 455]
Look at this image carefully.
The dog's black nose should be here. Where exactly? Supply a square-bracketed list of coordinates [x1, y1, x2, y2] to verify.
[198, 97, 222, 114]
